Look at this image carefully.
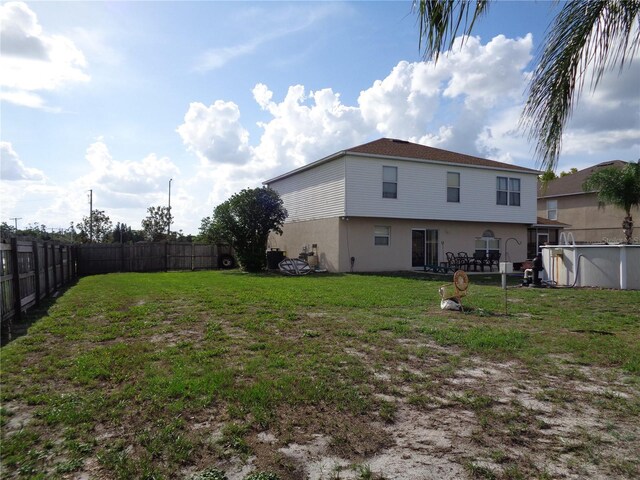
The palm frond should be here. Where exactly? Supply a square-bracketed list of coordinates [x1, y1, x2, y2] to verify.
[413, 0, 491, 62]
[521, 0, 640, 172]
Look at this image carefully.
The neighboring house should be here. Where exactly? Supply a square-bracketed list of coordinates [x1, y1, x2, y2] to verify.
[264, 138, 539, 273]
[537, 160, 638, 245]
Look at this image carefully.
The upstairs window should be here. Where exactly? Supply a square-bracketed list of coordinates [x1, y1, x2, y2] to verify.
[547, 199, 557, 220]
[383, 166, 397, 199]
[447, 172, 460, 202]
[497, 176, 521, 206]
[509, 178, 521, 206]
[374, 226, 390, 246]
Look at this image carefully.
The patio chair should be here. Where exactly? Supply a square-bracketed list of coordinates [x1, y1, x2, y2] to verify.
[457, 252, 471, 271]
[487, 251, 501, 272]
[472, 251, 487, 272]
[446, 252, 459, 271]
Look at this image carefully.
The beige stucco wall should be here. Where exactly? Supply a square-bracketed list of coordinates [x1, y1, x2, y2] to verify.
[538, 193, 640, 244]
[267, 217, 342, 272]
[272, 216, 528, 272]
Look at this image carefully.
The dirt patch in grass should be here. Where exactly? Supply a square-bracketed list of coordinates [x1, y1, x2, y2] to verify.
[209, 349, 637, 480]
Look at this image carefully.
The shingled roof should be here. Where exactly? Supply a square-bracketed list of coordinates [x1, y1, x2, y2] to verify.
[347, 138, 539, 173]
[538, 160, 628, 198]
[265, 138, 539, 184]
[534, 216, 570, 227]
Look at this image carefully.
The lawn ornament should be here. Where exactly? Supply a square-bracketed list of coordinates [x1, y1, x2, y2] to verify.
[439, 270, 469, 311]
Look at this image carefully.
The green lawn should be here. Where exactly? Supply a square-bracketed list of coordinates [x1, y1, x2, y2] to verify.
[1, 271, 639, 479]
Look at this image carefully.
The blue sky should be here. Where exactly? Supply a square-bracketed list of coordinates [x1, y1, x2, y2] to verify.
[1, 1, 639, 234]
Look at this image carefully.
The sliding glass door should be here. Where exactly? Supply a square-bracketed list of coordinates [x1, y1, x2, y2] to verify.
[412, 229, 438, 268]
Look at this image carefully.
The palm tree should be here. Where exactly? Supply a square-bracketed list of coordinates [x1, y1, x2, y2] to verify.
[413, 0, 640, 172]
[583, 162, 640, 244]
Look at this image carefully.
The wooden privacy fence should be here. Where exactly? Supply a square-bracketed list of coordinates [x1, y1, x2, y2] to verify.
[76, 242, 231, 275]
[1, 239, 77, 328]
[1, 240, 230, 341]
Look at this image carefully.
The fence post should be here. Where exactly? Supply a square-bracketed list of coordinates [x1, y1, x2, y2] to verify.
[33, 240, 41, 306]
[43, 241, 50, 296]
[66, 246, 70, 281]
[10, 237, 21, 322]
[59, 245, 65, 285]
[165, 241, 168, 272]
[71, 245, 77, 278]
[51, 243, 57, 292]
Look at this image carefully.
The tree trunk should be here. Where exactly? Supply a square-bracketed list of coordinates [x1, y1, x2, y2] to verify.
[622, 214, 633, 244]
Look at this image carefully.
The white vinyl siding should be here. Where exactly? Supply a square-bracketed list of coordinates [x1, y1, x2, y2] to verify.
[345, 155, 537, 224]
[267, 158, 345, 222]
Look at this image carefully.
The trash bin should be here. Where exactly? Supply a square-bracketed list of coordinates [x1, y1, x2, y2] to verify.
[266, 249, 285, 270]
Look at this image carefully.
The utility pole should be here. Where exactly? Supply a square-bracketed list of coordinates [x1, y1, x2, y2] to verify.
[10, 217, 22, 231]
[88, 189, 93, 243]
[168, 178, 172, 238]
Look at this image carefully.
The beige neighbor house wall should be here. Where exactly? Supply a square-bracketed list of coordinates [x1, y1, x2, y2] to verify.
[537, 193, 640, 244]
[269, 216, 528, 273]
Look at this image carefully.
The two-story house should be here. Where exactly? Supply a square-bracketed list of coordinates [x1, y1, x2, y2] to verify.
[537, 160, 637, 244]
[264, 138, 539, 272]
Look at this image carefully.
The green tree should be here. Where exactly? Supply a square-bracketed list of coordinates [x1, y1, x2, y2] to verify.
[20, 222, 52, 240]
[112, 222, 145, 244]
[141, 206, 173, 242]
[1, 222, 16, 241]
[583, 161, 640, 244]
[202, 187, 287, 272]
[539, 170, 558, 183]
[413, 0, 640, 172]
[76, 210, 113, 243]
[560, 167, 579, 177]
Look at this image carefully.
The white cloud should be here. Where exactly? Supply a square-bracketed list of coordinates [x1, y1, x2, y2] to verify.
[442, 34, 532, 108]
[177, 100, 252, 165]
[0, 1, 89, 108]
[0, 141, 45, 181]
[357, 34, 533, 154]
[252, 84, 366, 171]
[77, 139, 180, 202]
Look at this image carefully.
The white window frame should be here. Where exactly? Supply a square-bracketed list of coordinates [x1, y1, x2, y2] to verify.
[497, 176, 521, 206]
[475, 236, 500, 255]
[509, 178, 521, 206]
[447, 172, 460, 203]
[382, 166, 397, 199]
[547, 199, 558, 220]
[374, 225, 390, 246]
